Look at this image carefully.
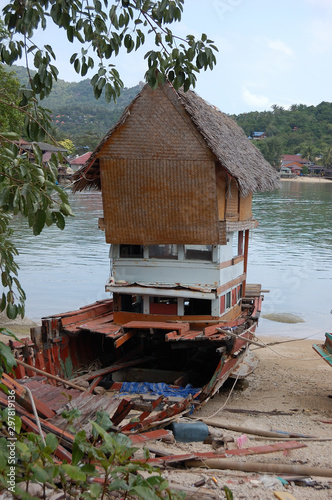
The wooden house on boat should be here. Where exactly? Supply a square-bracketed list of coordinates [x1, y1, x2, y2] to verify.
[73, 83, 278, 325]
[10, 83, 280, 431]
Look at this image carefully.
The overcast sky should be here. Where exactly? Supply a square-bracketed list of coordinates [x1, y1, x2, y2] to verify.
[1, 0, 331, 114]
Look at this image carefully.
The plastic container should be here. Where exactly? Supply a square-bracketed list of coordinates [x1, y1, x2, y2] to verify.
[169, 422, 209, 442]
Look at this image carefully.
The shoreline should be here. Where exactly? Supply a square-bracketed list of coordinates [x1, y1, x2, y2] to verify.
[280, 176, 332, 183]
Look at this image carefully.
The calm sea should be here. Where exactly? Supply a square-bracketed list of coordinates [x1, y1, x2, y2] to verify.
[9, 181, 332, 340]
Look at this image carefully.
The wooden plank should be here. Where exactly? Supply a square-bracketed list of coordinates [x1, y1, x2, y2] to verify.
[129, 429, 173, 444]
[20, 415, 72, 463]
[71, 356, 154, 384]
[273, 493, 298, 500]
[120, 396, 164, 432]
[1, 373, 55, 419]
[122, 321, 190, 333]
[146, 441, 306, 464]
[114, 330, 136, 348]
[110, 398, 133, 426]
[59, 301, 113, 327]
[14, 359, 86, 392]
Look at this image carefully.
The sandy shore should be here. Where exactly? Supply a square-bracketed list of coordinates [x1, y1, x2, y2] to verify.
[280, 176, 332, 183]
[163, 334, 332, 499]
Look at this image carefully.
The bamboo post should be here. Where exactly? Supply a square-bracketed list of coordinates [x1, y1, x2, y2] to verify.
[14, 359, 86, 392]
[184, 459, 332, 478]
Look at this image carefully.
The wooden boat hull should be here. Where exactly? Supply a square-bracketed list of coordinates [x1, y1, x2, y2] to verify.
[6, 286, 262, 433]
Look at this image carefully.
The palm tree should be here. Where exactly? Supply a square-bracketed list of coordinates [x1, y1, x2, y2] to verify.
[321, 145, 332, 167]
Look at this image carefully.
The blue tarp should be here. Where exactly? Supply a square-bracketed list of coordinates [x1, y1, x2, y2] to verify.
[120, 382, 200, 398]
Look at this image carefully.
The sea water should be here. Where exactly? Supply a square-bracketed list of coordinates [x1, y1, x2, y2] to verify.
[9, 181, 332, 340]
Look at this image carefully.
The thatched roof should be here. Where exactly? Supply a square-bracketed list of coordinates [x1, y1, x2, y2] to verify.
[73, 83, 280, 196]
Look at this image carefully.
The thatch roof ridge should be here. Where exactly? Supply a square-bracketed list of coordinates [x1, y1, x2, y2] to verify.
[73, 83, 280, 195]
[176, 88, 279, 196]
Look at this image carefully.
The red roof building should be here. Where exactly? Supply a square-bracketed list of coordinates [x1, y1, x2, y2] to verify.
[69, 152, 92, 172]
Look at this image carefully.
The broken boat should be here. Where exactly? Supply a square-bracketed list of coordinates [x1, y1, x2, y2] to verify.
[313, 333, 332, 368]
[5, 83, 280, 432]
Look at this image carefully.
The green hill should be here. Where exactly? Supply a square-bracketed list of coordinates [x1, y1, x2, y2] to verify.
[8, 65, 142, 150]
[232, 103, 332, 166]
[7, 65, 332, 164]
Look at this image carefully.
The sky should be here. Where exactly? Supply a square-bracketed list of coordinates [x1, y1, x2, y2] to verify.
[1, 0, 332, 114]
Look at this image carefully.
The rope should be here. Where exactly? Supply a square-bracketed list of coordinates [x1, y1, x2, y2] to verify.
[24, 386, 46, 446]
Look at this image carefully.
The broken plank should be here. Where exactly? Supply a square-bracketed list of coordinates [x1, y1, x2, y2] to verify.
[114, 330, 136, 348]
[14, 359, 86, 392]
[71, 356, 154, 383]
[122, 321, 190, 334]
[110, 398, 133, 426]
[129, 429, 174, 445]
[20, 415, 72, 463]
[120, 396, 164, 432]
[146, 440, 305, 464]
[1, 373, 55, 419]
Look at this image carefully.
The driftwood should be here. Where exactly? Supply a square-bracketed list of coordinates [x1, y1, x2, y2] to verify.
[223, 408, 293, 416]
[167, 482, 219, 500]
[196, 418, 314, 439]
[184, 459, 332, 478]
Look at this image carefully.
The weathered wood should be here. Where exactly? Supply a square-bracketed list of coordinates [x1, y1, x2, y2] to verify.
[197, 418, 314, 439]
[167, 482, 219, 500]
[184, 459, 332, 478]
[1, 373, 55, 419]
[71, 356, 154, 384]
[14, 359, 86, 392]
[129, 429, 174, 445]
[111, 397, 133, 426]
[146, 441, 305, 464]
[20, 415, 72, 462]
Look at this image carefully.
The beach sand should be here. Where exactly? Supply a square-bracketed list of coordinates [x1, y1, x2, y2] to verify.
[161, 333, 332, 499]
[280, 176, 332, 184]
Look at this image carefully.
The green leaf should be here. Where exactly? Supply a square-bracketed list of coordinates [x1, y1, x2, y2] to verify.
[33, 465, 49, 483]
[45, 433, 58, 452]
[62, 464, 86, 482]
[54, 211, 65, 230]
[0, 341, 17, 372]
[129, 486, 160, 500]
[6, 302, 17, 320]
[33, 209, 46, 235]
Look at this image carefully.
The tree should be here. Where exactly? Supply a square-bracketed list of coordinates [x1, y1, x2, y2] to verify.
[321, 144, 332, 168]
[59, 138, 76, 156]
[300, 143, 317, 163]
[0, 2, 218, 319]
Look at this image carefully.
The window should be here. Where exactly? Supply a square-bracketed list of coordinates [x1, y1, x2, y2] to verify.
[119, 245, 143, 258]
[232, 232, 244, 257]
[184, 245, 212, 261]
[220, 295, 226, 314]
[237, 284, 243, 301]
[120, 294, 143, 313]
[184, 298, 211, 316]
[226, 291, 231, 309]
[149, 245, 178, 259]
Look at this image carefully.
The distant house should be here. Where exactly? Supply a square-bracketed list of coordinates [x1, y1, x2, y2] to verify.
[283, 161, 303, 175]
[249, 131, 267, 140]
[281, 154, 313, 167]
[15, 140, 68, 166]
[69, 152, 92, 173]
[279, 166, 293, 178]
[308, 165, 330, 176]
